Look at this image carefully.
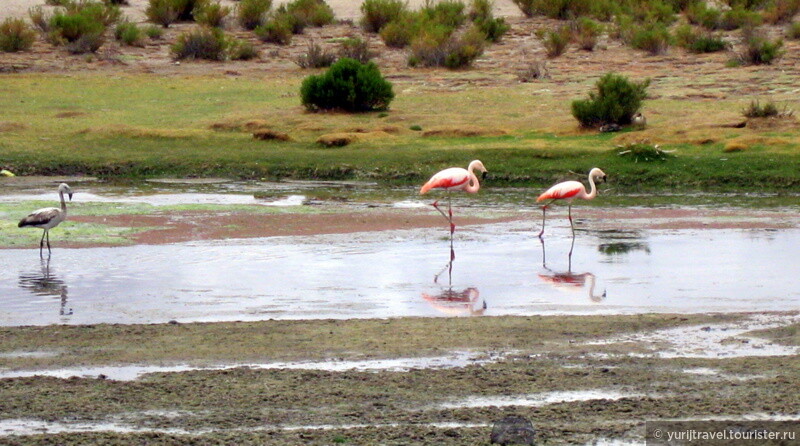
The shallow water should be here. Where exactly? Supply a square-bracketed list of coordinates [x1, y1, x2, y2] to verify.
[2, 180, 800, 326]
[1, 220, 799, 325]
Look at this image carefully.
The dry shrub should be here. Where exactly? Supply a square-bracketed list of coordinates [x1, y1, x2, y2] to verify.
[421, 125, 507, 137]
[209, 118, 270, 131]
[724, 141, 749, 152]
[55, 111, 89, 118]
[253, 129, 292, 141]
[0, 122, 27, 132]
[316, 130, 392, 146]
[342, 125, 401, 133]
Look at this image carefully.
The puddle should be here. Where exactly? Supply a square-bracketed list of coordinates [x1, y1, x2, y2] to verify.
[439, 389, 643, 409]
[0, 351, 501, 381]
[590, 314, 800, 358]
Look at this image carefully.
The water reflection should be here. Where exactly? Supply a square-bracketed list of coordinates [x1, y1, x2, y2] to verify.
[18, 258, 72, 318]
[538, 238, 606, 303]
[424, 247, 486, 316]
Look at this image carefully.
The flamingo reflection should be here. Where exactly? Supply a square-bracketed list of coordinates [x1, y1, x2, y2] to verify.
[538, 237, 605, 303]
[424, 247, 486, 316]
[18, 258, 72, 317]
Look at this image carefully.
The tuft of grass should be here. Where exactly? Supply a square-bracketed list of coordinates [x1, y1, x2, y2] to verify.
[787, 21, 800, 38]
[742, 100, 779, 118]
[195, 1, 231, 28]
[615, 141, 674, 162]
[285, 0, 335, 28]
[229, 38, 259, 60]
[145, 0, 179, 27]
[738, 28, 784, 65]
[114, 20, 145, 47]
[537, 25, 570, 58]
[254, 17, 293, 44]
[143, 24, 163, 39]
[338, 37, 375, 63]
[295, 40, 337, 68]
[171, 26, 229, 60]
[630, 22, 671, 55]
[0, 18, 36, 52]
[573, 17, 601, 51]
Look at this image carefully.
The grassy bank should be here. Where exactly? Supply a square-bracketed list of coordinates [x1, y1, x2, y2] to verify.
[1, 73, 799, 191]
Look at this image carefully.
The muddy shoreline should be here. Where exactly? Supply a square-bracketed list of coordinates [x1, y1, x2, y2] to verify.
[0, 312, 798, 444]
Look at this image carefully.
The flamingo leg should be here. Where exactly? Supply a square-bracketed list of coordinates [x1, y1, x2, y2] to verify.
[46, 230, 51, 253]
[539, 235, 547, 268]
[448, 192, 455, 235]
[568, 204, 576, 258]
[39, 230, 46, 256]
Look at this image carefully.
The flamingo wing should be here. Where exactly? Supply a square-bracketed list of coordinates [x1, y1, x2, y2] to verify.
[18, 208, 61, 228]
[420, 168, 470, 194]
[537, 181, 585, 202]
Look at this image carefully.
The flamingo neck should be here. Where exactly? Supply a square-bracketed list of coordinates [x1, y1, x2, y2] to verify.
[587, 274, 603, 302]
[585, 173, 597, 200]
[464, 165, 480, 193]
[59, 191, 67, 214]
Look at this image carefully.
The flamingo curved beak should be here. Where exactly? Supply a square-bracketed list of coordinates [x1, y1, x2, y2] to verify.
[481, 171, 488, 180]
[68, 192, 73, 201]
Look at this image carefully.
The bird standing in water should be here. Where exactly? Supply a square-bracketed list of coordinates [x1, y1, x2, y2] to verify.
[420, 159, 488, 239]
[536, 168, 606, 243]
[19, 183, 73, 256]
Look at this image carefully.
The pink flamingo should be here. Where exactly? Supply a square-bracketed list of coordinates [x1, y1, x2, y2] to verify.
[420, 160, 488, 239]
[536, 168, 606, 240]
[422, 287, 486, 316]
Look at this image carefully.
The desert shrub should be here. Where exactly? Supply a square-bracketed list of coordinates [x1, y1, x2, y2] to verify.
[237, 0, 271, 29]
[229, 38, 258, 59]
[295, 41, 337, 68]
[634, 0, 677, 24]
[171, 26, 228, 60]
[144, 24, 163, 38]
[379, 19, 414, 47]
[64, 1, 121, 26]
[146, 0, 179, 26]
[673, 23, 694, 47]
[571, 72, 650, 128]
[537, 25, 570, 58]
[516, 59, 548, 81]
[301, 58, 394, 112]
[338, 37, 375, 63]
[29, 6, 51, 33]
[573, 17, 601, 51]
[789, 21, 800, 38]
[474, 15, 508, 42]
[470, 0, 508, 42]
[0, 18, 36, 52]
[360, 0, 407, 32]
[686, 2, 721, 29]
[688, 33, 727, 52]
[630, 22, 671, 54]
[742, 99, 779, 118]
[611, 14, 635, 43]
[532, 0, 594, 19]
[254, 16, 292, 44]
[286, 0, 334, 27]
[763, 0, 800, 23]
[720, 7, 762, 29]
[739, 28, 784, 64]
[48, 4, 109, 52]
[114, 20, 144, 46]
[195, 1, 231, 27]
[419, 0, 466, 28]
[408, 25, 484, 68]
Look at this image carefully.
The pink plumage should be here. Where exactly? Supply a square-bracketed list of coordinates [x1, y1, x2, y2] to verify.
[537, 181, 585, 202]
[420, 168, 472, 194]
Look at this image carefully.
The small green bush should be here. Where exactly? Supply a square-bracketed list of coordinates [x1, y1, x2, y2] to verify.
[295, 41, 337, 68]
[742, 99, 779, 118]
[229, 38, 259, 59]
[474, 15, 508, 42]
[146, 0, 179, 27]
[630, 22, 671, 55]
[237, 0, 271, 30]
[571, 72, 650, 128]
[48, 3, 110, 53]
[379, 20, 414, 47]
[172, 26, 228, 60]
[635, 0, 676, 24]
[254, 16, 292, 44]
[300, 57, 394, 112]
[612, 14, 636, 43]
[114, 20, 144, 46]
[338, 37, 375, 63]
[286, 0, 334, 27]
[469, 0, 491, 21]
[0, 18, 36, 52]
[537, 25, 570, 58]
[788, 21, 800, 38]
[573, 17, 601, 51]
[686, 2, 721, 29]
[144, 24, 163, 38]
[64, 1, 121, 26]
[419, 0, 466, 28]
[740, 29, 784, 64]
[532, 0, 593, 20]
[688, 34, 728, 53]
[720, 7, 762, 30]
[511, 0, 535, 17]
[195, 1, 231, 27]
[616, 142, 674, 162]
[443, 25, 485, 68]
[409, 25, 484, 68]
[360, 0, 407, 32]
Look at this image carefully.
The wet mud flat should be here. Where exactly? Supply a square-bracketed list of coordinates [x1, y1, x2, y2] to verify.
[1, 312, 798, 445]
